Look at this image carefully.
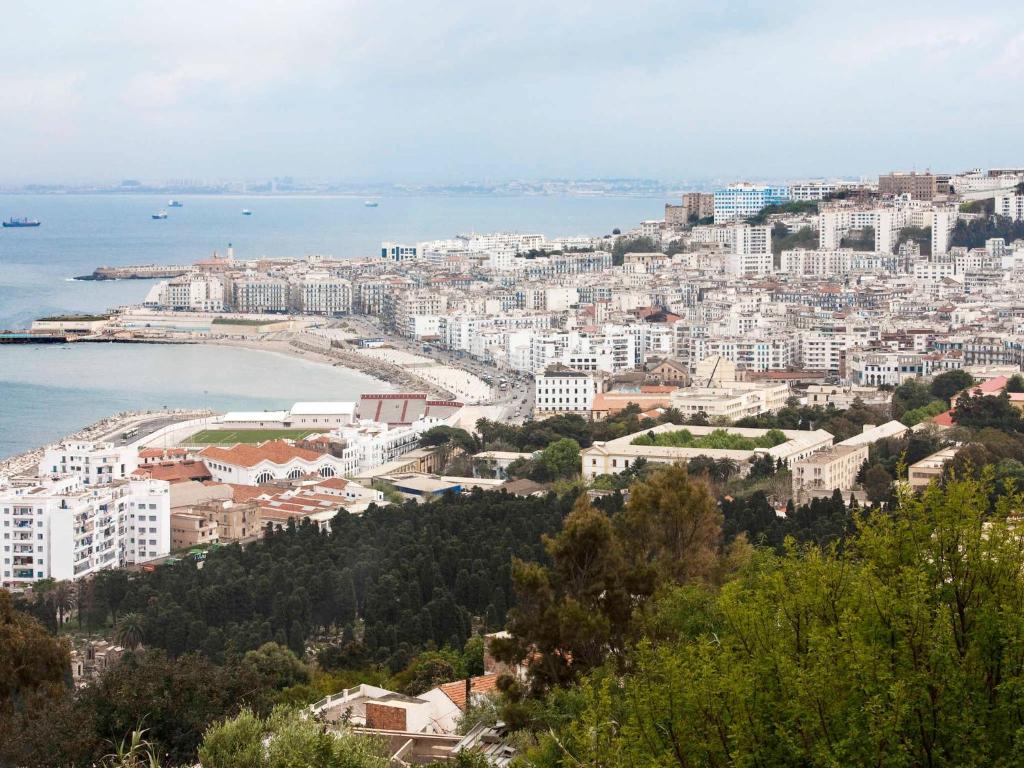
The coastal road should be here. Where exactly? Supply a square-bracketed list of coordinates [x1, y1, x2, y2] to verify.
[95, 411, 211, 446]
[334, 317, 534, 423]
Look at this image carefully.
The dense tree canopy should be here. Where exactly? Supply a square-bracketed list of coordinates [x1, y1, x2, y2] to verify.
[950, 214, 1024, 249]
[112, 490, 571, 669]
[527, 475, 1024, 767]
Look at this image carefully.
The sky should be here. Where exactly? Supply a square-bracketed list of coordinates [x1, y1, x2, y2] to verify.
[1, 0, 1023, 184]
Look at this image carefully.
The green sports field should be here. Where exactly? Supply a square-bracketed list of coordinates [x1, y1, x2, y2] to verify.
[183, 428, 323, 445]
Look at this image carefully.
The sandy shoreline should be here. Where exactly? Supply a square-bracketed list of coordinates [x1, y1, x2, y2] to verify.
[203, 334, 465, 400]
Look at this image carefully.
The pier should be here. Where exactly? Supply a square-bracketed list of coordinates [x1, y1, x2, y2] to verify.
[76, 264, 193, 281]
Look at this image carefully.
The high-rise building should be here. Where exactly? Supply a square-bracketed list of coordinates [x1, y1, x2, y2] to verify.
[995, 193, 1024, 221]
[1, 475, 170, 586]
[725, 225, 773, 276]
[878, 171, 951, 200]
[713, 184, 790, 223]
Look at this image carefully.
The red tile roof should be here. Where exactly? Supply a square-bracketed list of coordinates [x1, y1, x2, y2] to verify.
[436, 674, 500, 711]
[199, 440, 322, 468]
[226, 484, 268, 503]
[133, 460, 212, 484]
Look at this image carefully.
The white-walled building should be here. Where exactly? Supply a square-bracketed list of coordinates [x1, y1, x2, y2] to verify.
[995, 193, 1024, 221]
[534, 367, 598, 416]
[726, 225, 772, 276]
[1, 476, 170, 587]
[199, 441, 351, 484]
[40, 441, 141, 485]
[582, 424, 832, 481]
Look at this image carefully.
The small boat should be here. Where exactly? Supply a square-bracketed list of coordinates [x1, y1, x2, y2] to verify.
[364, 201, 379, 208]
[2, 217, 41, 227]
[241, 208, 252, 216]
[168, 200, 183, 208]
[152, 210, 168, 220]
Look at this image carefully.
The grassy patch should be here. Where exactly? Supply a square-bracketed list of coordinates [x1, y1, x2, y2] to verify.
[631, 428, 788, 450]
[184, 428, 324, 445]
[212, 317, 278, 326]
[36, 314, 110, 322]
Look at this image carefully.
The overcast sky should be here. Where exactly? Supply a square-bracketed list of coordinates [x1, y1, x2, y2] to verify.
[2, 0, 1022, 184]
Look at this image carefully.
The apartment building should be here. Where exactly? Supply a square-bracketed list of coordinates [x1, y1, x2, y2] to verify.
[995, 193, 1024, 222]
[162, 275, 226, 311]
[713, 184, 790, 223]
[292, 274, 352, 315]
[779, 249, 854, 277]
[878, 171, 951, 200]
[791, 444, 868, 503]
[680, 192, 715, 221]
[230, 277, 290, 313]
[40, 441, 140, 484]
[534, 367, 598, 416]
[1, 476, 170, 587]
[726, 225, 772, 276]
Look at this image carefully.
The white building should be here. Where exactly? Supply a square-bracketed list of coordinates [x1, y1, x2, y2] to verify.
[293, 274, 352, 315]
[995, 193, 1024, 222]
[582, 424, 832, 481]
[231, 277, 289, 313]
[1, 476, 170, 587]
[40, 441, 140, 485]
[848, 350, 924, 386]
[791, 444, 869, 503]
[381, 242, 419, 262]
[713, 184, 791, 223]
[726, 225, 772, 276]
[779, 249, 854, 277]
[199, 441, 352, 484]
[534, 367, 598, 416]
[669, 381, 791, 421]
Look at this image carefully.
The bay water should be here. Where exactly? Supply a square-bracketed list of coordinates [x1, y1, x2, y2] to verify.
[0, 193, 666, 457]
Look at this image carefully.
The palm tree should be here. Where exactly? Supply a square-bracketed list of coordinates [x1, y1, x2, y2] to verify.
[115, 612, 145, 650]
[50, 580, 76, 627]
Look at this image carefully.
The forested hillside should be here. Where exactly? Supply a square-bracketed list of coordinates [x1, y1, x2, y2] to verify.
[118, 489, 572, 669]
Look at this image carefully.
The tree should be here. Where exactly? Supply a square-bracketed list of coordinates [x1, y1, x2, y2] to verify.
[0, 589, 69, 711]
[611, 236, 659, 266]
[539, 438, 581, 479]
[199, 707, 389, 768]
[891, 378, 935, 418]
[930, 369, 973, 402]
[541, 475, 1024, 768]
[953, 391, 1024, 432]
[78, 650, 267, 765]
[399, 651, 459, 695]
[494, 466, 722, 694]
[619, 465, 722, 584]
[862, 463, 893, 503]
[1007, 373, 1024, 393]
[114, 613, 145, 650]
[242, 642, 310, 692]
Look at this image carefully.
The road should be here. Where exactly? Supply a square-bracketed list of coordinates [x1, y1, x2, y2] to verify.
[337, 316, 534, 423]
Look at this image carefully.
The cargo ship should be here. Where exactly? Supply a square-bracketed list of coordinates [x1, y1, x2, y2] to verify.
[2, 217, 41, 227]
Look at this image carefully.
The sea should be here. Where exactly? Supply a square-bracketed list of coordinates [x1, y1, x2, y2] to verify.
[0, 193, 667, 458]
